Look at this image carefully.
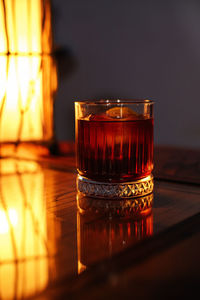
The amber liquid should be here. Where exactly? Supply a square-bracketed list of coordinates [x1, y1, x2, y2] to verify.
[77, 117, 153, 182]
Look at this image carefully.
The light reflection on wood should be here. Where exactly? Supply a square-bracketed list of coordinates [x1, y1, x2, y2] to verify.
[0, 159, 59, 300]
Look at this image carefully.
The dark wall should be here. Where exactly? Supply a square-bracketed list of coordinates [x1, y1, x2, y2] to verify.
[52, 0, 200, 148]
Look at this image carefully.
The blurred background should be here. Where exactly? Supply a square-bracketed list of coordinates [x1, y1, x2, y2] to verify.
[52, 0, 200, 149]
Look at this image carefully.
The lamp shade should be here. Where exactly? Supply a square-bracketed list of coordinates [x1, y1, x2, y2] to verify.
[0, 0, 57, 145]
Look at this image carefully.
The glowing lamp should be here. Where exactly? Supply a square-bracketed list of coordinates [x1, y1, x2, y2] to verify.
[0, 0, 57, 151]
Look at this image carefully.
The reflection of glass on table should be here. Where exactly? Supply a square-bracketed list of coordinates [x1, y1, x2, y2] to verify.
[77, 193, 153, 273]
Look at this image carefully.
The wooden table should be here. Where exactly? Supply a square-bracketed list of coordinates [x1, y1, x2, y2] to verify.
[0, 145, 199, 299]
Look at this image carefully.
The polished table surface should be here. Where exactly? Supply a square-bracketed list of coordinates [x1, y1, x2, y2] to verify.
[0, 145, 200, 299]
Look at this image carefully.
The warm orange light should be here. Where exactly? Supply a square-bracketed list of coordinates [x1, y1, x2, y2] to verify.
[0, 209, 18, 234]
[0, 0, 57, 144]
[0, 0, 52, 54]
[0, 159, 59, 300]
[0, 55, 57, 142]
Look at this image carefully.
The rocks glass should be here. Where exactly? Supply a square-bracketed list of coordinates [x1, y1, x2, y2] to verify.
[75, 100, 154, 199]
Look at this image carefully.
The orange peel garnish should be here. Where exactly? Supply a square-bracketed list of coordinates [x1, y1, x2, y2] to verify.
[106, 107, 139, 119]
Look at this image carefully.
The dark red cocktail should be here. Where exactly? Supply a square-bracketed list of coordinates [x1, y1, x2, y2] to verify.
[77, 113, 153, 182]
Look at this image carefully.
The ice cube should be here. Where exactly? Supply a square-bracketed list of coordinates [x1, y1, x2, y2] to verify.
[81, 113, 107, 121]
[89, 113, 112, 121]
[83, 114, 93, 121]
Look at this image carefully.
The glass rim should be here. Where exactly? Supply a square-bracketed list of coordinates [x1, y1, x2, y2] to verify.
[74, 99, 154, 105]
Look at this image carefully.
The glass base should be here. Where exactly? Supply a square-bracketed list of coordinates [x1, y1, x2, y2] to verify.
[77, 174, 154, 199]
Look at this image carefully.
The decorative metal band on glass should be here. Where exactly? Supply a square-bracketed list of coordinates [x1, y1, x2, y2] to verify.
[77, 174, 154, 199]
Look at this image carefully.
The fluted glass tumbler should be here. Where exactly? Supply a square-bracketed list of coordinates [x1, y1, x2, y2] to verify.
[75, 100, 154, 199]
